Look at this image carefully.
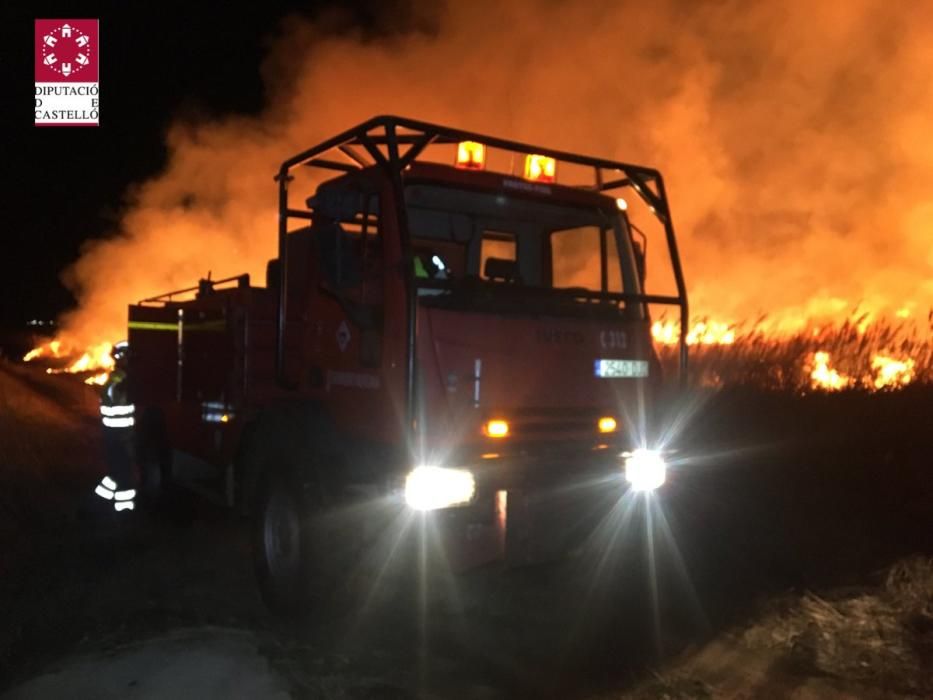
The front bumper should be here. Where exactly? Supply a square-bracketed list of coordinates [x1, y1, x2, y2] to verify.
[397, 446, 668, 571]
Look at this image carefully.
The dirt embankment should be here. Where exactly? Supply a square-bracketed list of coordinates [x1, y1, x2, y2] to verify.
[614, 556, 933, 700]
[0, 362, 105, 669]
[0, 361, 102, 566]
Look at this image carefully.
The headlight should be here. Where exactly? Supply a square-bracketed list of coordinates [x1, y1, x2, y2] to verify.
[623, 448, 666, 492]
[404, 466, 476, 511]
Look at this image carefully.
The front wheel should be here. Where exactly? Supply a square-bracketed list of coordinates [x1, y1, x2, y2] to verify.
[253, 468, 319, 614]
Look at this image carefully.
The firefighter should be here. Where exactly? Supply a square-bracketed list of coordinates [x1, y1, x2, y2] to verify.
[92, 340, 138, 514]
[413, 250, 448, 279]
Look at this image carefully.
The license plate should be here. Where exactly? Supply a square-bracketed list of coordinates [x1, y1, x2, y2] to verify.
[594, 359, 650, 378]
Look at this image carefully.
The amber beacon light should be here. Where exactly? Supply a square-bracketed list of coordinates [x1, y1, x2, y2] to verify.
[523, 154, 556, 182]
[456, 141, 486, 170]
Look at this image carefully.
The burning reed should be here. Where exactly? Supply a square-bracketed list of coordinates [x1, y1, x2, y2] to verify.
[655, 314, 933, 392]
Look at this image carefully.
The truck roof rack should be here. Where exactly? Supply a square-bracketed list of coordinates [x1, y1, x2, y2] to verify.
[276, 115, 670, 220]
[138, 273, 250, 305]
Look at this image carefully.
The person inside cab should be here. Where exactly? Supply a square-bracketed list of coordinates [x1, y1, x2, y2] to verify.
[413, 250, 449, 296]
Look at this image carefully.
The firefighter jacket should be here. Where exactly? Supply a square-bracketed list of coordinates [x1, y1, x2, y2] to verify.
[99, 368, 135, 429]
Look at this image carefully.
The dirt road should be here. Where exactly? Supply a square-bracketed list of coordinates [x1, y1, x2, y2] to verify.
[1, 361, 931, 698]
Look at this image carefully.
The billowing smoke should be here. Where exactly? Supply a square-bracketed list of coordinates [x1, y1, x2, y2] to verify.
[60, 0, 933, 348]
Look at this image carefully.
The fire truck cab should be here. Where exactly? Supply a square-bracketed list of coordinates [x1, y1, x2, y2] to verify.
[128, 116, 689, 611]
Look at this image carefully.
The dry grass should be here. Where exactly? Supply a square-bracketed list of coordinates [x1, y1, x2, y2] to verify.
[607, 558, 933, 700]
[656, 314, 933, 391]
[740, 556, 933, 695]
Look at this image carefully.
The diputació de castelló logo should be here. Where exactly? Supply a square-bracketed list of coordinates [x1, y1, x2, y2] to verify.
[35, 19, 100, 127]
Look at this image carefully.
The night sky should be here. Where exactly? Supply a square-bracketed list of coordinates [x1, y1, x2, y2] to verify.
[1, 1, 391, 330]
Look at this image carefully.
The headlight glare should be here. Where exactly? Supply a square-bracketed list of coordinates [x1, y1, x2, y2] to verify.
[404, 465, 476, 511]
[624, 448, 666, 492]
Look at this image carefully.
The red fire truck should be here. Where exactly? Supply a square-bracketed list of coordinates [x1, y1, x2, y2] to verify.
[128, 116, 689, 611]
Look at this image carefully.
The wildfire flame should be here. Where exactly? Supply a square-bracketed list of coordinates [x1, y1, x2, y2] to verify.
[650, 313, 928, 393]
[807, 351, 917, 392]
[65, 344, 114, 374]
[22, 340, 65, 362]
[652, 320, 736, 346]
[809, 351, 853, 391]
[872, 354, 915, 390]
[84, 372, 110, 386]
[23, 314, 928, 395]
[24, 340, 114, 385]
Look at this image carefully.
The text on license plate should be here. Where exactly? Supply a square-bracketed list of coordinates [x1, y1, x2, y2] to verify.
[594, 359, 650, 378]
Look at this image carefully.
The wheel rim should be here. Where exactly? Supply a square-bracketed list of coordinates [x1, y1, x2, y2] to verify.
[263, 487, 301, 581]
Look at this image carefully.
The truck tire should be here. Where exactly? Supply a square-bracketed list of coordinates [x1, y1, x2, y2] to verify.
[250, 425, 344, 615]
[253, 466, 316, 613]
[246, 404, 388, 615]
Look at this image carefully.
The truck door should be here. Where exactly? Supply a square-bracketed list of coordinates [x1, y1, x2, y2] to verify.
[307, 185, 403, 444]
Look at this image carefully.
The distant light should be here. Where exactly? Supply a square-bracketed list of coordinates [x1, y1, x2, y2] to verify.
[524, 154, 556, 183]
[615, 197, 628, 211]
[431, 255, 446, 271]
[483, 419, 510, 438]
[598, 416, 618, 433]
[456, 141, 486, 170]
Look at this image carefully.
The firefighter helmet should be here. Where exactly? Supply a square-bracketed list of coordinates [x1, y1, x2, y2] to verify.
[111, 340, 129, 364]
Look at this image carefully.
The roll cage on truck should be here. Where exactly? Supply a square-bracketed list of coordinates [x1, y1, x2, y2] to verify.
[128, 116, 689, 612]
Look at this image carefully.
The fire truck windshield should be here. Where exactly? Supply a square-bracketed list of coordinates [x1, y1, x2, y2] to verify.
[405, 185, 643, 304]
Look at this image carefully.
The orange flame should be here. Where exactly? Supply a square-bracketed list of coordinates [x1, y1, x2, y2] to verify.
[25, 339, 114, 385]
[809, 351, 852, 391]
[651, 320, 738, 346]
[22, 340, 65, 362]
[64, 343, 115, 374]
[653, 313, 928, 392]
[871, 354, 915, 390]
[84, 372, 110, 386]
